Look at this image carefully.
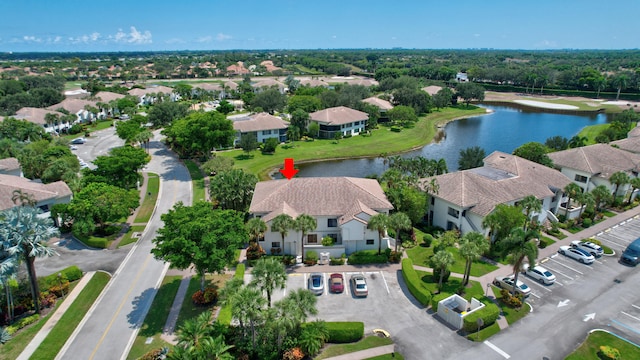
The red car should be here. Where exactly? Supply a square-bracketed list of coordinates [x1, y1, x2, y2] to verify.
[329, 273, 344, 293]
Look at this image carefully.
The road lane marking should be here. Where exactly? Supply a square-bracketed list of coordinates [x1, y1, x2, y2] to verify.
[547, 258, 584, 275]
[484, 340, 510, 359]
[621, 311, 640, 322]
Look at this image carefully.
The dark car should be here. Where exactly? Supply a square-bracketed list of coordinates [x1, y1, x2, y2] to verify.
[621, 238, 640, 266]
[329, 273, 344, 293]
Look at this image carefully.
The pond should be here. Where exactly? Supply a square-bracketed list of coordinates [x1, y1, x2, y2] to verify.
[294, 105, 611, 178]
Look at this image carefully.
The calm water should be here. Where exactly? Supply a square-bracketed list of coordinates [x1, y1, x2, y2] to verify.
[295, 105, 611, 178]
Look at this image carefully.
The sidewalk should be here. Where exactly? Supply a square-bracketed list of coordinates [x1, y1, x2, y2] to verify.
[322, 344, 396, 360]
[17, 271, 97, 360]
[109, 171, 150, 250]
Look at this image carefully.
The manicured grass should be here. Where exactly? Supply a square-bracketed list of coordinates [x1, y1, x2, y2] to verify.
[134, 173, 160, 223]
[365, 354, 404, 360]
[126, 275, 182, 360]
[490, 286, 532, 325]
[565, 330, 640, 360]
[466, 322, 501, 342]
[217, 106, 486, 179]
[602, 210, 617, 218]
[415, 270, 484, 299]
[184, 160, 206, 202]
[0, 303, 62, 360]
[175, 274, 231, 329]
[316, 336, 393, 360]
[30, 271, 111, 360]
[118, 225, 146, 248]
[540, 235, 556, 248]
[577, 123, 613, 145]
[61, 120, 115, 141]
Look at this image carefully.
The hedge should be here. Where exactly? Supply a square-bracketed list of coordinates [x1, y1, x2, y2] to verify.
[39, 265, 83, 291]
[6, 314, 40, 335]
[347, 250, 388, 265]
[401, 258, 431, 306]
[325, 322, 364, 343]
[462, 302, 501, 333]
[216, 263, 245, 325]
[430, 292, 452, 312]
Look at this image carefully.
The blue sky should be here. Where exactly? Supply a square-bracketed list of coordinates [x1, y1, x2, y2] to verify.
[1, 0, 638, 52]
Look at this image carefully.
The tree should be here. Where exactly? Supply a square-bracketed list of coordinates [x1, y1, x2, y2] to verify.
[252, 88, 287, 114]
[209, 169, 257, 212]
[288, 95, 321, 114]
[298, 320, 329, 357]
[610, 171, 630, 198]
[295, 214, 317, 262]
[216, 100, 235, 115]
[239, 133, 258, 156]
[433, 87, 454, 109]
[500, 227, 539, 296]
[388, 212, 411, 252]
[387, 105, 418, 126]
[147, 101, 189, 127]
[482, 204, 526, 248]
[455, 82, 485, 107]
[568, 135, 588, 149]
[563, 182, 582, 211]
[284, 74, 300, 93]
[290, 109, 310, 131]
[175, 310, 212, 351]
[367, 213, 390, 255]
[459, 232, 489, 286]
[431, 250, 455, 290]
[627, 177, 640, 205]
[512, 142, 554, 168]
[115, 118, 144, 144]
[519, 195, 542, 230]
[162, 111, 235, 158]
[202, 156, 234, 176]
[271, 214, 294, 254]
[544, 136, 569, 151]
[591, 184, 612, 212]
[308, 122, 320, 139]
[611, 74, 629, 100]
[0, 206, 58, 314]
[152, 202, 248, 291]
[85, 145, 149, 189]
[246, 217, 267, 243]
[250, 257, 287, 307]
[229, 285, 265, 348]
[458, 146, 486, 170]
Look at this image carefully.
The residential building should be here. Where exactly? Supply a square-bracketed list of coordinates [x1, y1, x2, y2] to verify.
[456, 72, 469, 82]
[299, 78, 330, 88]
[0, 174, 72, 216]
[0, 158, 21, 177]
[610, 125, 640, 154]
[92, 91, 125, 118]
[362, 97, 393, 113]
[252, 79, 286, 94]
[128, 85, 178, 105]
[13, 107, 66, 133]
[548, 143, 640, 197]
[249, 177, 394, 259]
[309, 106, 368, 139]
[422, 151, 571, 236]
[232, 113, 288, 145]
[46, 98, 99, 124]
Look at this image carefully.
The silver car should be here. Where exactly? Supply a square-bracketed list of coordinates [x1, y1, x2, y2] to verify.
[522, 264, 556, 285]
[493, 275, 531, 297]
[558, 245, 595, 264]
[571, 240, 603, 257]
[308, 273, 324, 295]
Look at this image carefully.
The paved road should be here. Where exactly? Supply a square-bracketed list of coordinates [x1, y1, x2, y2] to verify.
[56, 131, 192, 360]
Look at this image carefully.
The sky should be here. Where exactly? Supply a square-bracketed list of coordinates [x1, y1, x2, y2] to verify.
[1, 0, 639, 52]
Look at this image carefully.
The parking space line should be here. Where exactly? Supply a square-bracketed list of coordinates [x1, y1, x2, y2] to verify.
[541, 264, 574, 280]
[547, 258, 584, 275]
[380, 271, 390, 294]
[621, 311, 640, 322]
[526, 280, 552, 292]
[529, 292, 541, 299]
[484, 340, 510, 359]
[596, 237, 627, 249]
[632, 304, 640, 311]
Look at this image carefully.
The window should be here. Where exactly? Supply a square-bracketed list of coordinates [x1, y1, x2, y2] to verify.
[271, 242, 281, 248]
[431, 197, 435, 205]
[574, 174, 588, 183]
[258, 236, 265, 242]
[307, 234, 318, 244]
[327, 218, 337, 227]
[447, 207, 460, 218]
[329, 234, 338, 242]
[262, 130, 272, 135]
[366, 239, 374, 245]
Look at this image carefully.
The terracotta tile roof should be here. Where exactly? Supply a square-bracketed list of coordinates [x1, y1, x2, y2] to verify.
[611, 137, 640, 154]
[309, 106, 369, 126]
[46, 99, 97, 114]
[193, 83, 222, 91]
[422, 151, 571, 217]
[300, 79, 330, 87]
[233, 113, 288, 133]
[260, 60, 281, 72]
[0, 158, 20, 173]
[14, 107, 66, 125]
[422, 85, 442, 95]
[339, 200, 377, 225]
[250, 177, 393, 222]
[362, 97, 393, 110]
[548, 143, 640, 179]
[628, 124, 640, 138]
[128, 85, 174, 97]
[93, 91, 125, 103]
[253, 79, 285, 89]
[0, 174, 72, 211]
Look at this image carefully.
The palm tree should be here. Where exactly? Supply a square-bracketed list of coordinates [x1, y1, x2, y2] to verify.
[388, 212, 411, 252]
[250, 257, 287, 307]
[230, 286, 266, 348]
[246, 217, 267, 243]
[500, 227, 539, 296]
[0, 253, 18, 323]
[367, 213, 390, 255]
[611, 74, 629, 101]
[431, 250, 455, 290]
[458, 146, 486, 170]
[575, 192, 594, 220]
[568, 135, 588, 148]
[459, 232, 490, 286]
[610, 171, 630, 198]
[519, 195, 542, 230]
[134, 130, 153, 153]
[295, 214, 317, 263]
[563, 183, 582, 210]
[176, 310, 212, 351]
[199, 335, 234, 360]
[591, 185, 612, 213]
[627, 177, 640, 205]
[270, 214, 294, 253]
[278, 288, 318, 332]
[0, 206, 58, 314]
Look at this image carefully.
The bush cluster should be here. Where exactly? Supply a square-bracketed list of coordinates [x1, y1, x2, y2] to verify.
[246, 242, 265, 261]
[192, 287, 218, 305]
[6, 314, 40, 335]
[282, 347, 304, 360]
[304, 251, 318, 265]
[401, 258, 432, 306]
[329, 257, 345, 265]
[347, 250, 389, 265]
[500, 289, 523, 308]
[462, 303, 500, 333]
[325, 322, 364, 343]
[390, 126, 402, 132]
[582, 218, 592, 228]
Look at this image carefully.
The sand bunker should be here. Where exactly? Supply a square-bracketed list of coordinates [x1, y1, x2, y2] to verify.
[513, 100, 579, 110]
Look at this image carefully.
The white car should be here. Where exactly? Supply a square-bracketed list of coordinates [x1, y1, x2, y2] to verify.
[571, 240, 603, 257]
[558, 245, 595, 264]
[493, 275, 531, 297]
[69, 145, 78, 150]
[522, 264, 556, 285]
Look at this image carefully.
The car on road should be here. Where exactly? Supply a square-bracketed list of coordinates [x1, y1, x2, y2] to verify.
[69, 145, 78, 150]
[558, 245, 595, 264]
[329, 273, 344, 293]
[308, 273, 324, 295]
[493, 275, 531, 297]
[350, 274, 368, 297]
[621, 238, 640, 266]
[571, 240, 603, 257]
[71, 138, 86, 144]
[522, 264, 556, 285]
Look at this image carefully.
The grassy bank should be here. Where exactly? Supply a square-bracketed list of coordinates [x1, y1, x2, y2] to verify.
[218, 106, 486, 179]
[184, 160, 206, 202]
[565, 330, 640, 359]
[134, 173, 160, 223]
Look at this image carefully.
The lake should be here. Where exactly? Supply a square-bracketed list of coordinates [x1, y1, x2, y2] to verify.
[295, 105, 611, 178]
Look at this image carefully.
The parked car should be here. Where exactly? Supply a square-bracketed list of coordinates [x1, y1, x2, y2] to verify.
[329, 273, 344, 293]
[571, 240, 603, 257]
[71, 138, 86, 144]
[308, 273, 324, 295]
[522, 264, 556, 285]
[621, 237, 640, 266]
[350, 274, 368, 297]
[69, 145, 78, 150]
[493, 275, 531, 297]
[558, 245, 595, 264]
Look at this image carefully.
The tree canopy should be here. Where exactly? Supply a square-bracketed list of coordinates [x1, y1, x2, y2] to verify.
[512, 142, 554, 168]
[147, 101, 190, 127]
[209, 169, 258, 212]
[162, 111, 235, 158]
[84, 145, 149, 189]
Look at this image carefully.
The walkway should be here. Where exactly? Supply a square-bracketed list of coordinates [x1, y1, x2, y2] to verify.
[109, 171, 150, 250]
[322, 344, 396, 360]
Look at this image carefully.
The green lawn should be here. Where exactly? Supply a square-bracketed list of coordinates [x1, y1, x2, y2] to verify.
[316, 336, 393, 360]
[415, 270, 484, 299]
[365, 354, 404, 360]
[184, 160, 206, 202]
[127, 275, 182, 360]
[134, 173, 160, 223]
[175, 274, 231, 329]
[118, 225, 146, 248]
[490, 286, 532, 325]
[217, 106, 486, 179]
[61, 120, 115, 141]
[466, 322, 501, 342]
[30, 271, 111, 360]
[565, 330, 640, 360]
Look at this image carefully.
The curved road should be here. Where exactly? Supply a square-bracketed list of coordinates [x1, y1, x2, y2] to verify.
[56, 130, 192, 360]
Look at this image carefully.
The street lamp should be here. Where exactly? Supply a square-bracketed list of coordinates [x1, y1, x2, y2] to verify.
[57, 273, 65, 300]
[485, 282, 491, 297]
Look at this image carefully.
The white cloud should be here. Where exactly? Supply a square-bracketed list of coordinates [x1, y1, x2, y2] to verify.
[332, 35, 337, 39]
[23, 35, 42, 43]
[196, 36, 213, 43]
[70, 32, 102, 44]
[53, 36, 62, 43]
[473, 33, 481, 37]
[112, 26, 152, 44]
[216, 33, 231, 41]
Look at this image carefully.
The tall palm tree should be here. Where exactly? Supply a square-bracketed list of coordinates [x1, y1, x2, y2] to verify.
[563, 183, 582, 210]
[576, 192, 594, 220]
[367, 213, 390, 255]
[500, 227, 539, 296]
[610, 171, 630, 198]
[295, 214, 317, 262]
[627, 177, 640, 205]
[270, 214, 294, 254]
[611, 74, 629, 101]
[388, 212, 411, 252]
[459, 232, 490, 286]
[246, 217, 267, 243]
[176, 310, 212, 351]
[431, 250, 455, 290]
[278, 288, 318, 333]
[519, 195, 542, 230]
[591, 185, 612, 213]
[230, 286, 266, 348]
[250, 257, 287, 307]
[0, 206, 58, 314]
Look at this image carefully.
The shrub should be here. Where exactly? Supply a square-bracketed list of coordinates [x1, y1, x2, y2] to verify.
[6, 314, 40, 335]
[430, 292, 451, 312]
[262, 137, 279, 154]
[305, 251, 318, 265]
[538, 238, 549, 249]
[500, 289, 523, 308]
[462, 302, 500, 332]
[422, 234, 434, 247]
[325, 322, 364, 343]
[329, 257, 345, 265]
[246, 242, 266, 261]
[321, 236, 335, 247]
[401, 258, 432, 306]
[390, 126, 402, 132]
[388, 250, 403, 263]
[68, 124, 83, 134]
[282, 347, 304, 360]
[347, 250, 388, 265]
[598, 345, 621, 359]
[192, 287, 218, 305]
[139, 347, 169, 360]
[282, 254, 296, 266]
[582, 218, 592, 228]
